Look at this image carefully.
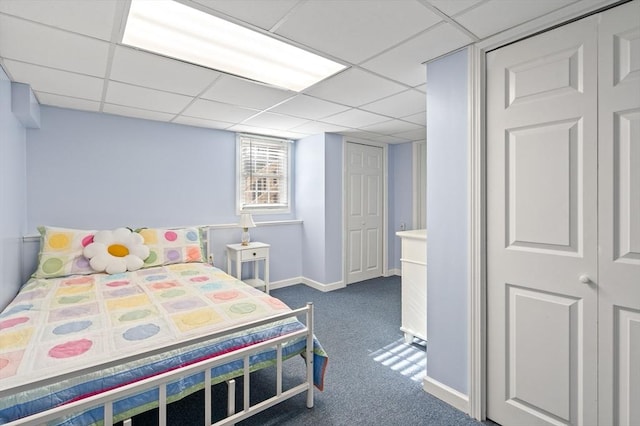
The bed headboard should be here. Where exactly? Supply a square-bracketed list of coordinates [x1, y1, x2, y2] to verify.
[21, 234, 40, 284]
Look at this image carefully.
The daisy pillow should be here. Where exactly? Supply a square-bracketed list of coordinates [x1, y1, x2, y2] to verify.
[83, 228, 150, 274]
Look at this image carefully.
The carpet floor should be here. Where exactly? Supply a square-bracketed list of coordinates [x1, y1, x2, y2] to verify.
[128, 276, 496, 426]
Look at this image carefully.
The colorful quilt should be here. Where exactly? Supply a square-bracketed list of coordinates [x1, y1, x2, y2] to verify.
[0, 263, 327, 424]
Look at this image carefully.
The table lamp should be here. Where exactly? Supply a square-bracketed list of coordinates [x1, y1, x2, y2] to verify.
[239, 213, 256, 245]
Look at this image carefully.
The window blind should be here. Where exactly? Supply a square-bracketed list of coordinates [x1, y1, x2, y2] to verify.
[239, 134, 289, 210]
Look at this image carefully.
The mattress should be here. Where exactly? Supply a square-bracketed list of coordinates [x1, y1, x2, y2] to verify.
[0, 262, 327, 424]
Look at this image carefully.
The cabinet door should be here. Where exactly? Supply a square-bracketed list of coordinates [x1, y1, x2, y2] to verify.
[401, 261, 427, 341]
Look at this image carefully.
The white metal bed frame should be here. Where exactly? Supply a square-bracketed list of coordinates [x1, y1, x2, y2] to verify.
[1, 303, 315, 426]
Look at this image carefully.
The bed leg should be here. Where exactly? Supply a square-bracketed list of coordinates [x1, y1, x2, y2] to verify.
[123, 419, 132, 426]
[227, 379, 236, 418]
[306, 302, 314, 409]
[205, 368, 212, 426]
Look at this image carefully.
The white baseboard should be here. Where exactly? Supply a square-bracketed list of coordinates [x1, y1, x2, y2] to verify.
[422, 375, 469, 414]
[388, 268, 401, 276]
[301, 277, 345, 292]
[269, 277, 345, 292]
[269, 277, 304, 290]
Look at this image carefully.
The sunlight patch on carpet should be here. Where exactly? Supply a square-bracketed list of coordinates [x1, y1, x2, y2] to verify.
[369, 338, 426, 382]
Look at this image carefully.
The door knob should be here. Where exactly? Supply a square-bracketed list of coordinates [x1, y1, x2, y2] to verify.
[579, 274, 591, 284]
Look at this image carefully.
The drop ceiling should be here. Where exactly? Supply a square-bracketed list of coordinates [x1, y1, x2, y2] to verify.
[0, 0, 598, 143]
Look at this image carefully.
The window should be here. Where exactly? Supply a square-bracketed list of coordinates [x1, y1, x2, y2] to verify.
[237, 134, 291, 213]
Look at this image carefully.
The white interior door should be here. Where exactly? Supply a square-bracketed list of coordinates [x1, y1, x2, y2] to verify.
[597, 2, 640, 425]
[346, 142, 383, 284]
[487, 15, 599, 425]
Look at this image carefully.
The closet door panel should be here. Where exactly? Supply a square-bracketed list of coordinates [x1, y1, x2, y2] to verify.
[597, 2, 640, 425]
[487, 14, 599, 426]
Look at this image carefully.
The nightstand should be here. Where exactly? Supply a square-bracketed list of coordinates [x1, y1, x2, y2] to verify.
[226, 242, 270, 294]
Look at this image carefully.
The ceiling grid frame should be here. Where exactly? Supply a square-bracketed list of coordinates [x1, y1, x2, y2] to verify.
[0, 0, 599, 143]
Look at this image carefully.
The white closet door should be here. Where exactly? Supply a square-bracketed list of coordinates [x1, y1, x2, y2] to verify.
[597, 2, 640, 425]
[486, 15, 599, 426]
[346, 142, 383, 284]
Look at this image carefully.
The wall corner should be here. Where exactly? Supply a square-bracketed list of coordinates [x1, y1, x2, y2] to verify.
[11, 82, 41, 129]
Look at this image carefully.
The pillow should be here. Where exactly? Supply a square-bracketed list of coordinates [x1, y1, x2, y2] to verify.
[83, 228, 150, 274]
[33, 225, 206, 278]
[136, 227, 206, 268]
[33, 226, 96, 278]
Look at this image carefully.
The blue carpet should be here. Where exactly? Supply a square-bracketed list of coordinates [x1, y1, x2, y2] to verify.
[128, 276, 496, 425]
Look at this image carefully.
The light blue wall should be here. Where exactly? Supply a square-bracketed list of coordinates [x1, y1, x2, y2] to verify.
[207, 225, 302, 283]
[295, 133, 329, 283]
[388, 142, 414, 271]
[295, 132, 344, 285]
[426, 48, 469, 394]
[25, 106, 301, 282]
[28, 106, 236, 229]
[0, 66, 28, 309]
[323, 133, 343, 283]
[7, 101, 409, 293]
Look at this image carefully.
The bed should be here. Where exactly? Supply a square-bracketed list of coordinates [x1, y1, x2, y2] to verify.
[0, 226, 327, 425]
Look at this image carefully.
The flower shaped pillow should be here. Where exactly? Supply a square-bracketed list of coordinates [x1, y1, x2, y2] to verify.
[83, 228, 150, 274]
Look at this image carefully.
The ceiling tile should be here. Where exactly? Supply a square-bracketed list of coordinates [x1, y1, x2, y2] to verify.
[3, 60, 103, 100]
[305, 68, 405, 107]
[361, 119, 423, 135]
[192, 0, 300, 30]
[455, 0, 576, 39]
[182, 99, 258, 122]
[290, 120, 350, 135]
[361, 90, 425, 118]
[340, 129, 391, 142]
[402, 112, 426, 126]
[228, 123, 309, 140]
[172, 115, 234, 130]
[35, 92, 100, 112]
[0, 0, 588, 143]
[102, 104, 176, 122]
[269, 95, 350, 120]
[0, 14, 109, 77]
[0, 0, 116, 40]
[322, 109, 389, 128]
[105, 81, 193, 114]
[360, 22, 472, 86]
[110, 47, 220, 96]
[427, 0, 484, 16]
[275, 0, 442, 63]
[393, 127, 427, 141]
[242, 112, 308, 131]
[201, 75, 294, 110]
[365, 133, 412, 144]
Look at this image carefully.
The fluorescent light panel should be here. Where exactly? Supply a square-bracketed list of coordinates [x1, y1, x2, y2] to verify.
[122, 0, 347, 92]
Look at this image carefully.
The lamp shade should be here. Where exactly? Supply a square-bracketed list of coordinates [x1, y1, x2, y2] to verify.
[239, 213, 256, 229]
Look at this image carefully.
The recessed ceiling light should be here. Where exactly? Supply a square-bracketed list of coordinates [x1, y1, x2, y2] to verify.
[122, 0, 347, 92]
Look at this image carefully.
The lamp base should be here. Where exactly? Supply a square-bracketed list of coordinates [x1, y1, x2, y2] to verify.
[241, 228, 250, 246]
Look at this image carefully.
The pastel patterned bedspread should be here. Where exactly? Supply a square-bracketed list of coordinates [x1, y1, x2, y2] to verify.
[0, 263, 327, 424]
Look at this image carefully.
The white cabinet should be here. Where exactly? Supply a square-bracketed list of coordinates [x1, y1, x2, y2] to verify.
[396, 229, 427, 344]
